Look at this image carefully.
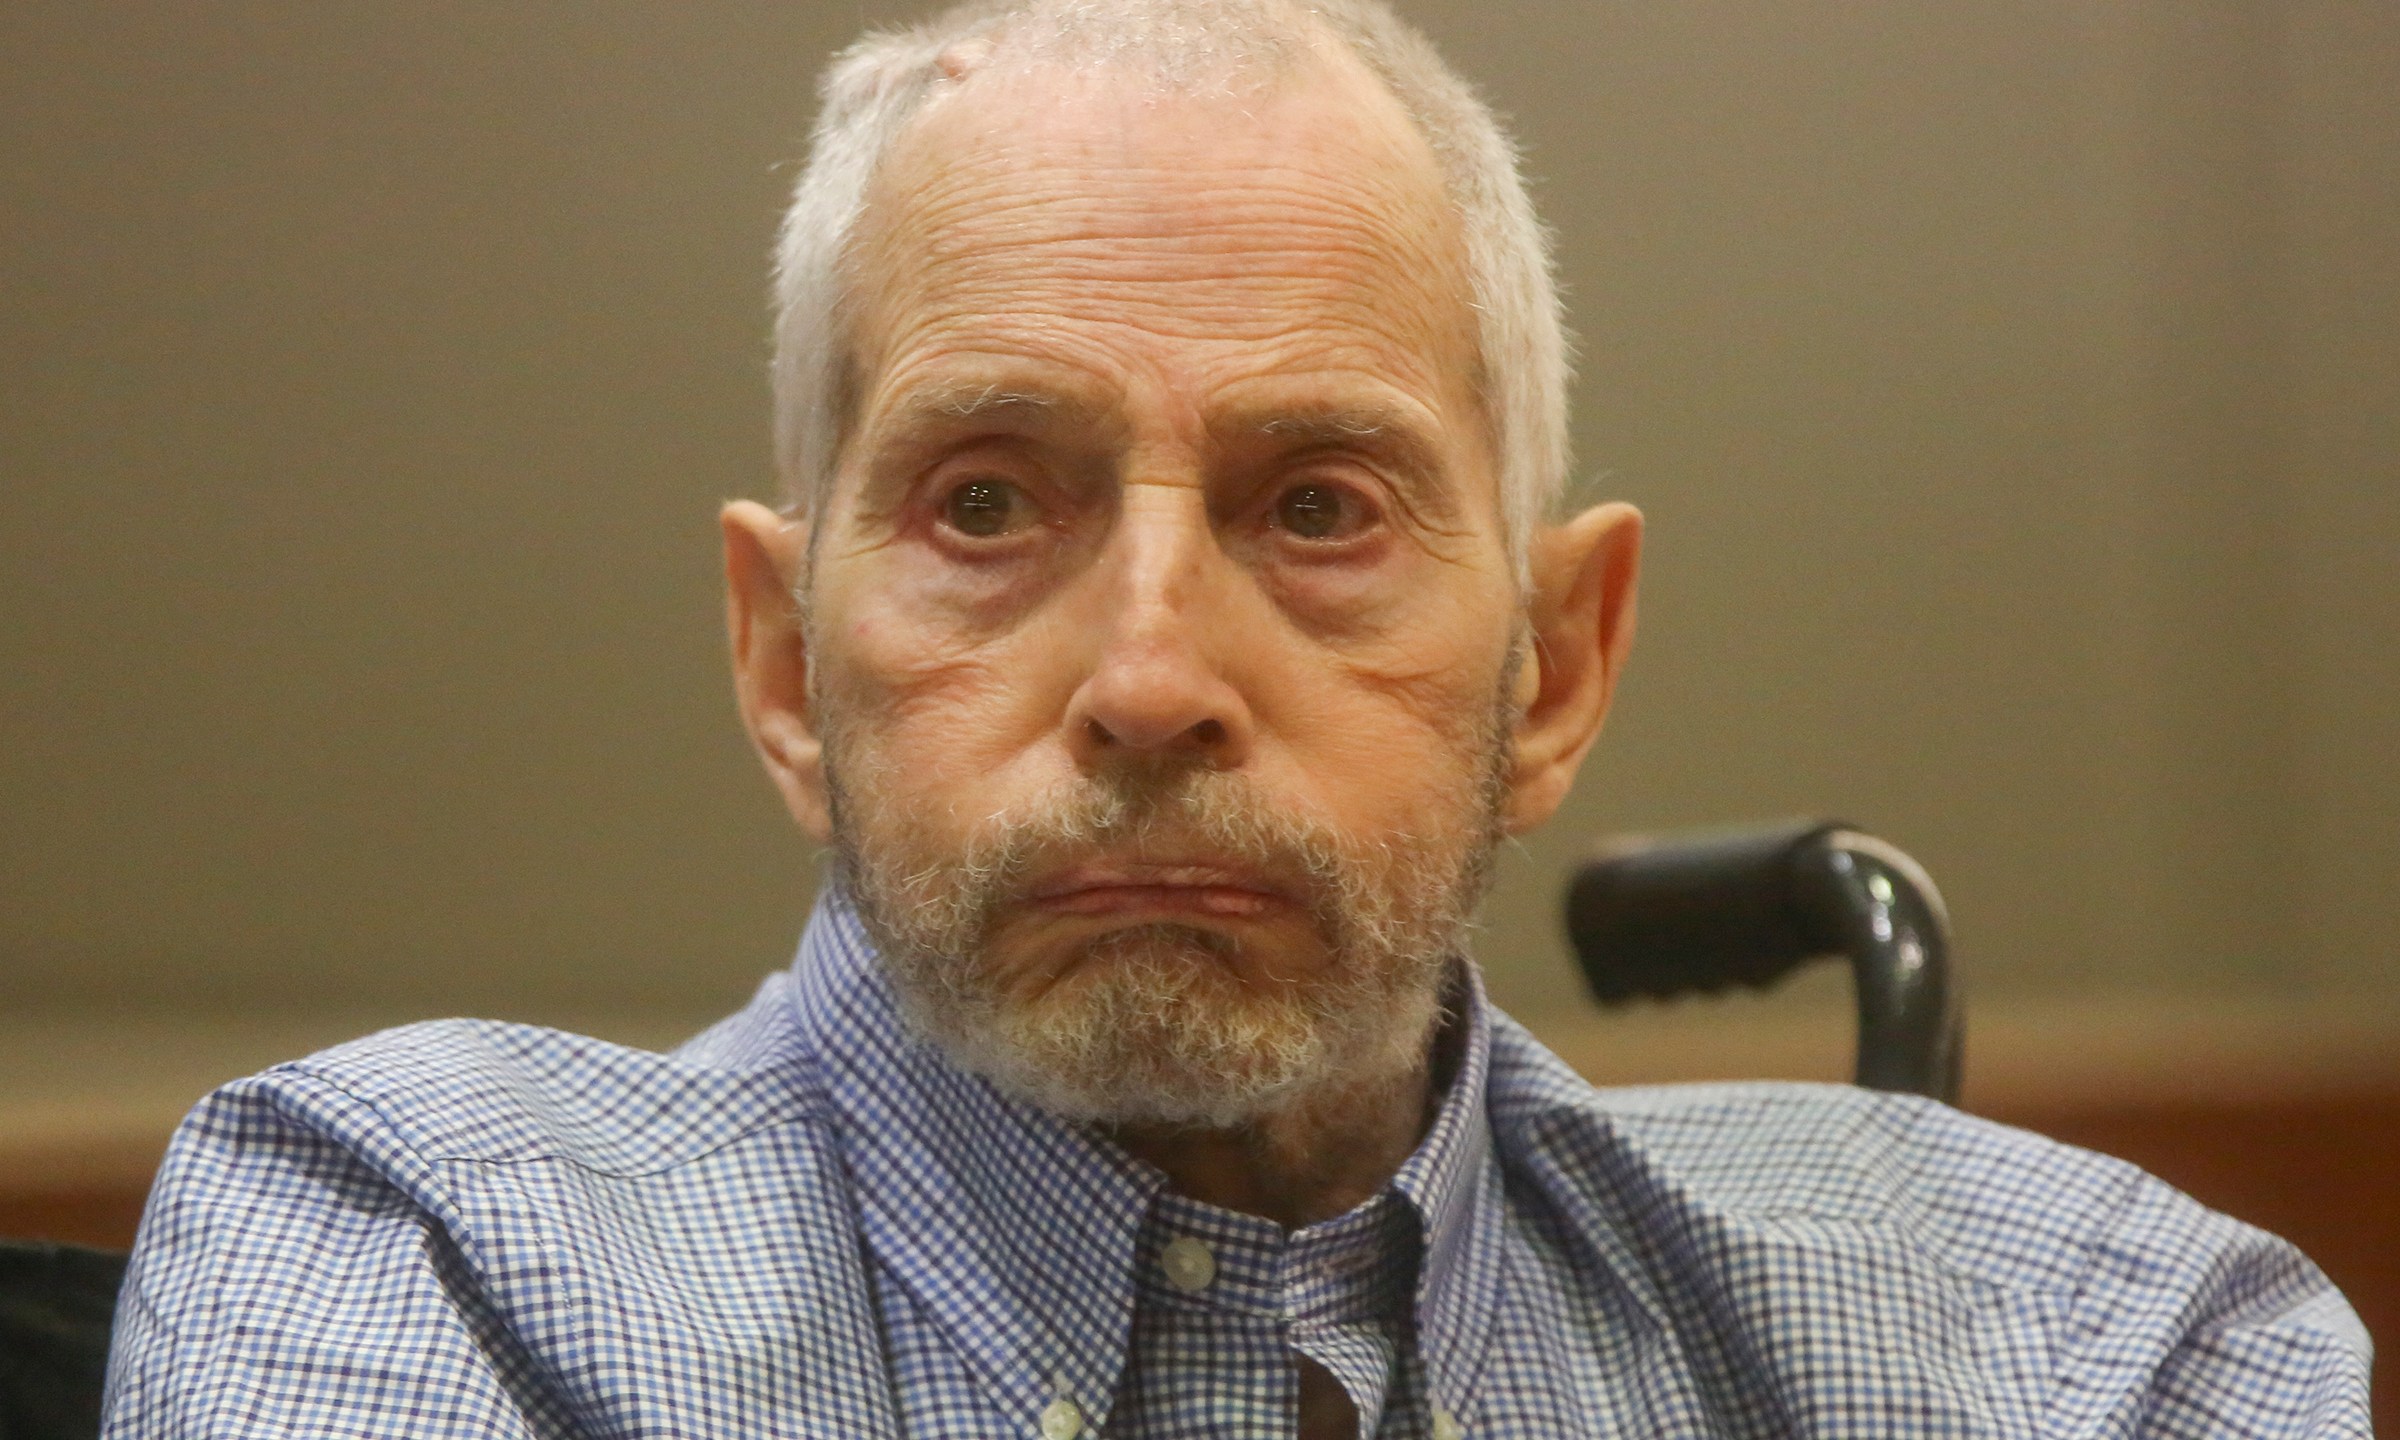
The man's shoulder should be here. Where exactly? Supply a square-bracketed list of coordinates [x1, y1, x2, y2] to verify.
[109, 975, 894, 1438]
[189, 971, 829, 1181]
[1479, 1016, 2370, 1433]
[1482, 1010, 2369, 1312]
[1489, 1014, 2257, 1280]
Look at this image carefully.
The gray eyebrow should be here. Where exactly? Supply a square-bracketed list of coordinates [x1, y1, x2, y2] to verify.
[1257, 409, 1395, 441]
[879, 382, 1105, 432]
[925, 384, 1056, 418]
[850, 380, 1116, 510]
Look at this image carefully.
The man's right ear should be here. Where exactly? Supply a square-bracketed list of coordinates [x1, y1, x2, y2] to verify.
[720, 500, 830, 842]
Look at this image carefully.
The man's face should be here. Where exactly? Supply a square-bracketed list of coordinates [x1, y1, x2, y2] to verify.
[795, 54, 1528, 1123]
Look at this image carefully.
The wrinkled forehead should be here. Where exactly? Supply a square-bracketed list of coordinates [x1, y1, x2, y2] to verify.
[840, 46, 1484, 432]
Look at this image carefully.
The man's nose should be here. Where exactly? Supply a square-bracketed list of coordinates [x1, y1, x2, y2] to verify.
[1063, 486, 1256, 769]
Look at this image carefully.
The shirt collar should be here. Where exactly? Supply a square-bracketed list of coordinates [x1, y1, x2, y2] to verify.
[1392, 953, 1508, 1414]
[786, 885, 1506, 1429]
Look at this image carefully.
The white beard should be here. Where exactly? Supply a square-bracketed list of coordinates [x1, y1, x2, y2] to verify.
[819, 702, 1511, 1128]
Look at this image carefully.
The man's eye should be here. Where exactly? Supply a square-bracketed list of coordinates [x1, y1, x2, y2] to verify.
[940, 478, 1031, 538]
[1274, 482, 1369, 540]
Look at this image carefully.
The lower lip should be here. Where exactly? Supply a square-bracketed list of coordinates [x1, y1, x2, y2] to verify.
[1034, 884, 1285, 919]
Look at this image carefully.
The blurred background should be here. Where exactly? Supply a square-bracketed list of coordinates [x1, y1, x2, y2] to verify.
[3, 0, 2393, 1409]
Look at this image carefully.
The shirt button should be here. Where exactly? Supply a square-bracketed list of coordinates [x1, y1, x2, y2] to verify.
[1039, 1397, 1083, 1440]
[1160, 1235, 1217, 1293]
[1431, 1405, 1465, 1440]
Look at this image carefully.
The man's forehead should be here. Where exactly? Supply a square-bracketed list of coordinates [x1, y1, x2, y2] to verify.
[868, 45, 1450, 232]
[844, 51, 1480, 410]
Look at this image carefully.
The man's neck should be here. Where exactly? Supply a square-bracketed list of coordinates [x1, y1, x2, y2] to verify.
[1105, 1060, 1435, 1228]
[1104, 1006, 1463, 1228]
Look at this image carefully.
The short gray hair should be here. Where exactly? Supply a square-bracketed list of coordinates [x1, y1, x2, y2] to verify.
[771, 0, 1571, 579]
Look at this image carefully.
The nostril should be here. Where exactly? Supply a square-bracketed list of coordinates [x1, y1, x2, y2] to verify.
[1086, 718, 1117, 748]
[1191, 719, 1225, 747]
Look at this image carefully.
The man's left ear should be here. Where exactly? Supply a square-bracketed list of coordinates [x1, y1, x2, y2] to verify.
[1504, 501, 1643, 834]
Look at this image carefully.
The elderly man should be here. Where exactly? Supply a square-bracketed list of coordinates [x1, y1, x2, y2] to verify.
[105, 1, 2369, 1436]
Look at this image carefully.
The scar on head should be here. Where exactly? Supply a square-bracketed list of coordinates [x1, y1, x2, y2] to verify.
[937, 38, 995, 82]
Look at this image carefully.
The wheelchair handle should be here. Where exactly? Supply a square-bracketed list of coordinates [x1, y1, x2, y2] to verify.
[1564, 819, 1963, 1102]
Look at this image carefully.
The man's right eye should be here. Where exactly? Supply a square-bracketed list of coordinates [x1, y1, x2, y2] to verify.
[939, 478, 1032, 538]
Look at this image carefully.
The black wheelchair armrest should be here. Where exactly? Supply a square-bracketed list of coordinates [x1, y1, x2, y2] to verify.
[1564, 819, 1964, 1103]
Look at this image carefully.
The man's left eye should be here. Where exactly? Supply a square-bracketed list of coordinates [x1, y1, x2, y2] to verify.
[1273, 482, 1372, 540]
[940, 478, 1034, 538]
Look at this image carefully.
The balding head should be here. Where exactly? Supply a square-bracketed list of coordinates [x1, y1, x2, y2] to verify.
[772, 0, 1569, 583]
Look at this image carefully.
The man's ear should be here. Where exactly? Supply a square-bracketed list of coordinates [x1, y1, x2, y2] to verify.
[1504, 501, 1642, 834]
[721, 500, 830, 842]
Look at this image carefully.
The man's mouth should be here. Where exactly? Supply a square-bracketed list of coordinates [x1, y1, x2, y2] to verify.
[1024, 861, 1299, 919]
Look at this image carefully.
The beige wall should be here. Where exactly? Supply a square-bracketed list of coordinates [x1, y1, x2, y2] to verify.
[4, 1, 2393, 1035]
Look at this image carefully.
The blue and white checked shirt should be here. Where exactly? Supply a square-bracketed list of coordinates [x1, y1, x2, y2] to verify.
[106, 890, 2372, 1437]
